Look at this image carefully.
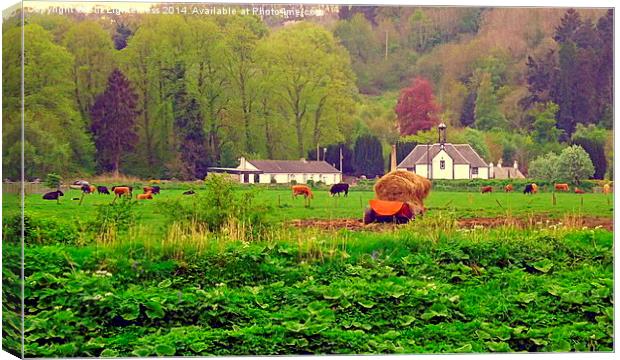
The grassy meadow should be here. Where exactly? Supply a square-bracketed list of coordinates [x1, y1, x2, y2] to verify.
[3, 185, 614, 226]
[2, 180, 614, 356]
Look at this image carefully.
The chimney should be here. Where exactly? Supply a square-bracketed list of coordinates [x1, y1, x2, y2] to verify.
[489, 162, 494, 178]
[239, 157, 246, 169]
[497, 158, 503, 168]
[390, 144, 397, 172]
[513, 160, 518, 170]
[300, 158, 307, 163]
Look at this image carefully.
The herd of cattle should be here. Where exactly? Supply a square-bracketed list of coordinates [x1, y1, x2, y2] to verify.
[481, 182, 612, 194]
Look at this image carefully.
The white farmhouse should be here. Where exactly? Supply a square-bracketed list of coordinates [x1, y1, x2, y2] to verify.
[397, 123, 490, 180]
[208, 157, 342, 185]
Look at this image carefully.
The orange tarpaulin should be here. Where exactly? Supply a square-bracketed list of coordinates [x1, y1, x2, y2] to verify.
[369, 199, 407, 216]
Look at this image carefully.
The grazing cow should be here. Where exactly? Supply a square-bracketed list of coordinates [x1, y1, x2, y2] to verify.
[504, 184, 513, 192]
[112, 186, 132, 197]
[531, 183, 538, 193]
[330, 183, 349, 197]
[81, 184, 93, 194]
[97, 186, 110, 195]
[481, 186, 493, 194]
[574, 188, 585, 194]
[524, 184, 534, 194]
[292, 185, 313, 199]
[42, 190, 64, 200]
[555, 183, 569, 192]
[603, 183, 611, 194]
[151, 186, 160, 195]
[137, 192, 153, 200]
[143, 186, 153, 193]
[182, 190, 195, 195]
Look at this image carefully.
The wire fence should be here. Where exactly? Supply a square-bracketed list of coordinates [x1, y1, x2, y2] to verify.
[3, 182, 70, 195]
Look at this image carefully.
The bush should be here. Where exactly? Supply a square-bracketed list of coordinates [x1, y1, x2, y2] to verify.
[159, 174, 272, 238]
[92, 197, 136, 234]
[3, 213, 80, 245]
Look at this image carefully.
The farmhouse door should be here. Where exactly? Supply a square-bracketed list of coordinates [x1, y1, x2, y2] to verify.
[243, 174, 249, 183]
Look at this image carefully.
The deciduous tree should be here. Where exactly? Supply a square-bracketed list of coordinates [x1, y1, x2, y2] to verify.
[395, 77, 441, 135]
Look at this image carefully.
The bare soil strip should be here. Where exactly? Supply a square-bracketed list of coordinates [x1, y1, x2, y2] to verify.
[288, 216, 613, 232]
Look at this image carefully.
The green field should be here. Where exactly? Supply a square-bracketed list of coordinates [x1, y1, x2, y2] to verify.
[2, 182, 614, 356]
[3, 187, 614, 226]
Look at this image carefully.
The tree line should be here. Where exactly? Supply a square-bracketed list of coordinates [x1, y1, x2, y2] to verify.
[2, 7, 613, 181]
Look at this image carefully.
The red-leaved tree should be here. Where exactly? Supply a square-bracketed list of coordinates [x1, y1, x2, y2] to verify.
[395, 77, 441, 135]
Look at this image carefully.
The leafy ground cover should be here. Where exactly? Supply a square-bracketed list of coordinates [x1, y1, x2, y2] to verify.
[3, 223, 613, 356]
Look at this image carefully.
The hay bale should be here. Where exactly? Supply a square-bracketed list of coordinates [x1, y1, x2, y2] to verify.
[374, 170, 431, 205]
[376, 171, 431, 212]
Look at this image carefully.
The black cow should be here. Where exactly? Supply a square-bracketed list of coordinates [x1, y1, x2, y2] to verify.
[183, 190, 195, 195]
[81, 184, 92, 193]
[329, 183, 349, 197]
[151, 186, 161, 195]
[97, 186, 110, 195]
[523, 184, 534, 194]
[42, 190, 64, 200]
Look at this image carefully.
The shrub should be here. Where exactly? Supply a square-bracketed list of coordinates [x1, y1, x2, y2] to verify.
[92, 197, 136, 234]
[159, 174, 272, 238]
[3, 213, 80, 245]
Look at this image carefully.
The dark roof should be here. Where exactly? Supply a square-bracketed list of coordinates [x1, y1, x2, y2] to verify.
[398, 143, 488, 168]
[208, 167, 263, 174]
[453, 144, 489, 167]
[247, 160, 340, 174]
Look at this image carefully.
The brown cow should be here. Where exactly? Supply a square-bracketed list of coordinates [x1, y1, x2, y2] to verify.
[143, 186, 153, 194]
[137, 192, 153, 200]
[504, 184, 513, 192]
[555, 183, 569, 192]
[112, 186, 132, 197]
[574, 188, 585, 194]
[481, 186, 493, 194]
[292, 185, 313, 199]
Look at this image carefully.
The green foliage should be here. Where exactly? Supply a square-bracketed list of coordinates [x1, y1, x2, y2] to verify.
[17, 226, 613, 356]
[45, 173, 62, 189]
[530, 102, 562, 144]
[528, 153, 560, 182]
[159, 174, 272, 235]
[353, 134, 384, 178]
[93, 197, 137, 234]
[475, 73, 507, 131]
[557, 145, 595, 184]
[571, 124, 608, 179]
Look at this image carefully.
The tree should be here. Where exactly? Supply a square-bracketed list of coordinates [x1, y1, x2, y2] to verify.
[396, 140, 417, 164]
[520, 51, 556, 110]
[353, 134, 384, 178]
[557, 145, 595, 184]
[260, 22, 357, 157]
[114, 21, 132, 50]
[530, 102, 562, 144]
[64, 21, 116, 120]
[571, 124, 607, 180]
[170, 64, 210, 180]
[595, 10, 613, 123]
[395, 77, 441, 135]
[528, 152, 560, 182]
[459, 91, 476, 127]
[3, 24, 94, 179]
[474, 72, 506, 131]
[90, 69, 139, 176]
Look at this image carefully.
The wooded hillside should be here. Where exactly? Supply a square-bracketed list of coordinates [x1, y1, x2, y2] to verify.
[2, 5, 613, 180]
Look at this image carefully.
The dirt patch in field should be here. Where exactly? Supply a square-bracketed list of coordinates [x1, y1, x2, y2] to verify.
[288, 216, 613, 232]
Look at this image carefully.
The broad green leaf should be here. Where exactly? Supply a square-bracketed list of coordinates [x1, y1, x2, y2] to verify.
[323, 288, 342, 300]
[189, 342, 208, 353]
[154, 344, 176, 356]
[550, 340, 571, 352]
[144, 301, 165, 319]
[486, 341, 511, 352]
[531, 259, 554, 273]
[157, 279, 172, 288]
[131, 347, 152, 357]
[120, 303, 140, 321]
[100, 349, 119, 357]
[357, 299, 376, 309]
[454, 344, 472, 353]
[400, 315, 415, 326]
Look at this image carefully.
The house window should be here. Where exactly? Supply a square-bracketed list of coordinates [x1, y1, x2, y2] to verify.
[472, 167, 479, 175]
[440, 160, 445, 170]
